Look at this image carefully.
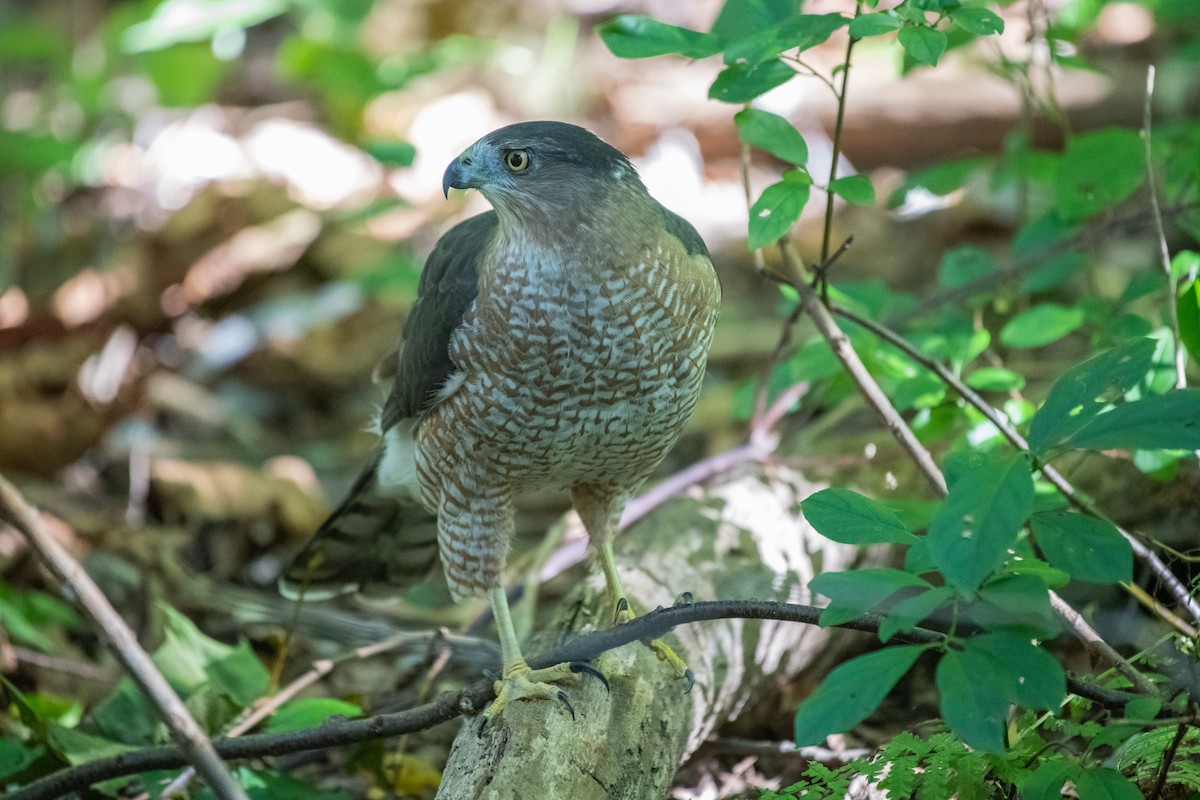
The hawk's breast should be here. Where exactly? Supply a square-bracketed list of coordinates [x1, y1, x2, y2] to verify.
[418, 235, 718, 492]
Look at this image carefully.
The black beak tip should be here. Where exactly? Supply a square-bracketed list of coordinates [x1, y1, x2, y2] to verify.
[442, 160, 465, 199]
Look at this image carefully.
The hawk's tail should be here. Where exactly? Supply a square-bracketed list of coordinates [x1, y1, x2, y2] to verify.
[278, 450, 439, 602]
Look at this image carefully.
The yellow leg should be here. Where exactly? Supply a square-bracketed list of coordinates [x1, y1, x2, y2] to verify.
[595, 538, 693, 690]
[482, 587, 603, 727]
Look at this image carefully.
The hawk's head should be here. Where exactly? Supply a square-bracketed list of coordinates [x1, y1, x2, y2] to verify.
[442, 121, 649, 227]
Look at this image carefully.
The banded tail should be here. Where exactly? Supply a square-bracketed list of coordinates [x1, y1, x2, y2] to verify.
[279, 426, 439, 601]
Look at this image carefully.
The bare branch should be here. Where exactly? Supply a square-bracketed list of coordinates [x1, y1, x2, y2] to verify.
[831, 303, 1200, 629]
[6, 599, 1146, 800]
[0, 473, 249, 800]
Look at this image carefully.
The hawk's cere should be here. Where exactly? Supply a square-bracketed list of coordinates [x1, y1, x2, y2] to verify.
[281, 121, 721, 718]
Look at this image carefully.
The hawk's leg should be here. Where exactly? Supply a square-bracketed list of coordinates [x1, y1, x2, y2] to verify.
[482, 587, 602, 726]
[575, 487, 694, 690]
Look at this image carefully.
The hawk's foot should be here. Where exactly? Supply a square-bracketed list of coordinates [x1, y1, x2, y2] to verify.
[610, 596, 695, 694]
[479, 660, 607, 735]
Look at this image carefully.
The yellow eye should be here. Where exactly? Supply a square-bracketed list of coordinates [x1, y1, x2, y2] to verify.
[505, 150, 530, 172]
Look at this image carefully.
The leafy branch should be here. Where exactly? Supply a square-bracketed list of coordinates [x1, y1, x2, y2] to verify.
[6, 598, 1149, 800]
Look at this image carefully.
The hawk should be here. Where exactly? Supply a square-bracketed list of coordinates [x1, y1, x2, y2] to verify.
[281, 121, 721, 719]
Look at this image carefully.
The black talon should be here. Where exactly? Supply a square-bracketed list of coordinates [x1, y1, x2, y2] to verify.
[682, 668, 695, 694]
[674, 591, 694, 607]
[477, 715, 490, 737]
[570, 661, 610, 693]
[556, 690, 576, 720]
[612, 597, 629, 625]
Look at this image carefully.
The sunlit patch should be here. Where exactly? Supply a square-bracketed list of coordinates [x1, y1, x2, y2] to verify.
[244, 119, 382, 209]
[53, 269, 124, 328]
[0, 287, 29, 329]
[78, 325, 138, 404]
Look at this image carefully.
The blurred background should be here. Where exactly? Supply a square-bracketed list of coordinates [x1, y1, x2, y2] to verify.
[1, 0, 1198, 797]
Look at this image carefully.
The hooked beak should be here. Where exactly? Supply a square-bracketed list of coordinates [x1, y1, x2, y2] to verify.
[442, 154, 473, 198]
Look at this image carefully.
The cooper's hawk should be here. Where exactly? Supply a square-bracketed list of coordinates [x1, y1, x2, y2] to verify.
[281, 121, 720, 719]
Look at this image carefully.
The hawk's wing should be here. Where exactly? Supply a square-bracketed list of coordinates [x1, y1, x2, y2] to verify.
[279, 213, 494, 601]
[380, 211, 495, 431]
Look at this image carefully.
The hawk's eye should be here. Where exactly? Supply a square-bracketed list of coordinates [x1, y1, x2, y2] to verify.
[504, 150, 530, 172]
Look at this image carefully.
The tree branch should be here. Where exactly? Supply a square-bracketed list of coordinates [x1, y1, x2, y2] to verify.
[0, 473, 249, 800]
[7, 599, 1146, 800]
[831, 302, 1200, 629]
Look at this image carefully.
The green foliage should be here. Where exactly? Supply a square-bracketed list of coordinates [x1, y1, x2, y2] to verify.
[0, 580, 80, 651]
[793, 645, 927, 746]
[927, 451, 1033, 593]
[801, 488, 916, 545]
[600, 0, 1200, 779]
[0, 603, 351, 797]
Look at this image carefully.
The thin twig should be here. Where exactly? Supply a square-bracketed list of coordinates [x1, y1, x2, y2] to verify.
[1143, 65, 1187, 390]
[10, 645, 114, 683]
[831, 303, 1200, 628]
[779, 241, 948, 495]
[7, 599, 1147, 800]
[772, 242, 1160, 688]
[821, 2, 860, 263]
[0, 473, 249, 800]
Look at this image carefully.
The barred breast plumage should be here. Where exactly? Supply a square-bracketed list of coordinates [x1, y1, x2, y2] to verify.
[417, 230, 719, 599]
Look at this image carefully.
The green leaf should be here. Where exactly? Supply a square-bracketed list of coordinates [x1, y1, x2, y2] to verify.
[999, 303, 1085, 348]
[1054, 128, 1146, 222]
[828, 175, 875, 206]
[266, 698, 363, 734]
[966, 367, 1026, 392]
[206, 641, 270, 708]
[951, 6, 1005, 35]
[879, 587, 954, 642]
[927, 452, 1034, 593]
[1030, 510, 1132, 583]
[1123, 695, 1161, 721]
[89, 678, 158, 745]
[724, 14, 848, 65]
[0, 738, 43, 782]
[897, 25, 948, 66]
[802, 488, 916, 545]
[1020, 252, 1087, 293]
[774, 13, 849, 54]
[1027, 338, 1157, 456]
[966, 632, 1066, 708]
[976, 573, 1058, 630]
[811, 569, 931, 625]
[362, 139, 416, 167]
[1170, 250, 1200, 282]
[794, 645, 926, 745]
[709, 59, 797, 103]
[937, 245, 995, 292]
[1059, 388, 1200, 452]
[711, 0, 797, 42]
[1020, 759, 1079, 800]
[936, 648, 1008, 752]
[734, 109, 809, 165]
[46, 724, 137, 765]
[154, 606, 235, 693]
[1177, 279, 1200, 363]
[849, 12, 903, 38]
[748, 170, 811, 250]
[1074, 767, 1144, 800]
[597, 16, 722, 59]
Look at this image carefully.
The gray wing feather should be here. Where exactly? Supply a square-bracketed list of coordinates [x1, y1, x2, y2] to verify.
[659, 204, 709, 258]
[380, 212, 496, 432]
